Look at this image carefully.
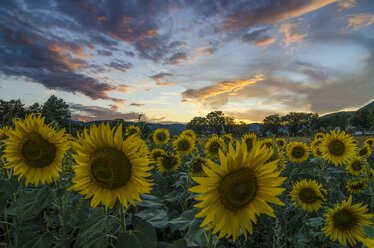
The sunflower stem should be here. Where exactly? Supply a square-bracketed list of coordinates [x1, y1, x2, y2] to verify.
[207, 231, 213, 248]
[119, 204, 127, 232]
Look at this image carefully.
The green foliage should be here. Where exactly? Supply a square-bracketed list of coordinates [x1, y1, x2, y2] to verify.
[351, 109, 371, 134]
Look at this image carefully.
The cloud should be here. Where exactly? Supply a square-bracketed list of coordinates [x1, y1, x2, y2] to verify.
[165, 51, 188, 65]
[221, 0, 338, 31]
[109, 104, 119, 110]
[241, 28, 275, 46]
[181, 75, 264, 103]
[106, 61, 133, 72]
[347, 13, 374, 30]
[278, 22, 308, 46]
[150, 72, 175, 86]
[70, 103, 144, 122]
[195, 41, 220, 55]
[130, 103, 145, 107]
[116, 84, 132, 92]
[145, 88, 153, 92]
[337, 0, 357, 11]
[97, 50, 112, 57]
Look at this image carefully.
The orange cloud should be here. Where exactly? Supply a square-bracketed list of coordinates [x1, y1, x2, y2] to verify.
[182, 74, 264, 101]
[145, 88, 153, 92]
[278, 22, 308, 46]
[156, 79, 174, 86]
[337, 0, 357, 11]
[347, 13, 374, 30]
[48, 43, 87, 71]
[117, 84, 132, 92]
[254, 37, 276, 46]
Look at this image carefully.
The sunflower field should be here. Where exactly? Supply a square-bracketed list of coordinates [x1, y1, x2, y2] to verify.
[1, 114, 374, 248]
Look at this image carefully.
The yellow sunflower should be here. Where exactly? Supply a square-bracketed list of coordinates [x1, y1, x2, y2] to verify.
[286, 142, 309, 163]
[190, 141, 286, 241]
[173, 134, 195, 155]
[204, 135, 226, 159]
[365, 138, 374, 147]
[351, 139, 358, 145]
[125, 125, 140, 136]
[314, 132, 325, 140]
[69, 123, 153, 210]
[153, 128, 170, 145]
[147, 133, 154, 143]
[150, 148, 166, 162]
[223, 133, 234, 144]
[189, 155, 209, 177]
[310, 139, 324, 159]
[320, 130, 356, 166]
[181, 129, 197, 141]
[260, 138, 274, 152]
[358, 236, 374, 247]
[0, 126, 12, 141]
[275, 138, 286, 149]
[241, 133, 257, 153]
[346, 156, 365, 176]
[290, 179, 326, 212]
[156, 152, 181, 173]
[346, 180, 367, 194]
[3, 115, 69, 186]
[358, 145, 372, 157]
[322, 195, 374, 247]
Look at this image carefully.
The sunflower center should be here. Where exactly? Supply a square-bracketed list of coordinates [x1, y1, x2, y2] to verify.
[328, 140, 345, 156]
[128, 129, 138, 135]
[192, 159, 203, 173]
[298, 188, 317, 203]
[359, 147, 368, 156]
[245, 139, 253, 152]
[157, 132, 166, 142]
[277, 140, 284, 147]
[161, 156, 177, 170]
[333, 209, 357, 231]
[349, 182, 365, 190]
[21, 132, 56, 168]
[291, 146, 306, 158]
[90, 147, 132, 189]
[152, 151, 162, 161]
[178, 139, 191, 151]
[209, 142, 220, 154]
[219, 167, 258, 211]
[351, 161, 362, 171]
[367, 140, 373, 146]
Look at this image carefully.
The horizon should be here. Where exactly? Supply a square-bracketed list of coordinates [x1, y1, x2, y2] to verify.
[1, 1, 374, 123]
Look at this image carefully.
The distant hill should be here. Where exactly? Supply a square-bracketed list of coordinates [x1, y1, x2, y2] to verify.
[358, 100, 374, 112]
[321, 100, 374, 119]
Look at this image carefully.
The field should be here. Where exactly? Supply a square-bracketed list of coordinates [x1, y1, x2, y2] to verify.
[1, 117, 374, 248]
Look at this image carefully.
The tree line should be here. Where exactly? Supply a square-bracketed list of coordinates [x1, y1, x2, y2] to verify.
[187, 109, 374, 137]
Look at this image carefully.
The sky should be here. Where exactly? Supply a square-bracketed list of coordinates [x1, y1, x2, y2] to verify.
[1, 0, 374, 124]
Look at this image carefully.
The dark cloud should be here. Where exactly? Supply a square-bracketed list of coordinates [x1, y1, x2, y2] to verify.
[106, 61, 133, 72]
[165, 52, 188, 65]
[150, 72, 175, 86]
[241, 28, 275, 46]
[97, 50, 112, 56]
[130, 103, 145, 107]
[71, 103, 144, 122]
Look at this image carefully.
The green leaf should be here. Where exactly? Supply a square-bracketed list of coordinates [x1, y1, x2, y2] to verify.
[363, 225, 374, 238]
[135, 209, 169, 228]
[168, 239, 187, 248]
[0, 180, 18, 193]
[169, 208, 199, 231]
[33, 187, 52, 216]
[117, 219, 157, 248]
[136, 194, 164, 208]
[31, 232, 55, 248]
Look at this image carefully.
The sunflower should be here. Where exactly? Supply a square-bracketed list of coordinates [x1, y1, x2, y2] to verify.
[241, 133, 257, 153]
[156, 152, 181, 173]
[3, 115, 69, 186]
[365, 138, 374, 147]
[125, 125, 140, 137]
[276, 138, 286, 149]
[322, 195, 374, 247]
[153, 128, 170, 145]
[346, 156, 365, 176]
[0, 126, 12, 141]
[286, 142, 309, 163]
[310, 139, 324, 159]
[320, 130, 356, 166]
[173, 134, 195, 155]
[346, 180, 367, 194]
[358, 236, 374, 247]
[181, 129, 197, 141]
[290, 179, 326, 212]
[358, 145, 372, 157]
[351, 139, 358, 145]
[204, 135, 226, 159]
[260, 138, 274, 151]
[189, 155, 209, 177]
[314, 132, 325, 140]
[69, 123, 153, 210]
[190, 141, 286, 241]
[150, 148, 166, 162]
[223, 133, 234, 145]
[147, 133, 154, 143]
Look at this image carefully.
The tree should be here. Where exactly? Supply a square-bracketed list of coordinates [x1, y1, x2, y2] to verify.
[281, 112, 319, 136]
[351, 109, 371, 134]
[0, 99, 26, 126]
[186, 116, 208, 135]
[369, 108, 374, 130]
[25, 102, 42, 115]
[262, 114, 281, 136]
[206, 111, 226, 135]
[41, 95, 71, 129]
